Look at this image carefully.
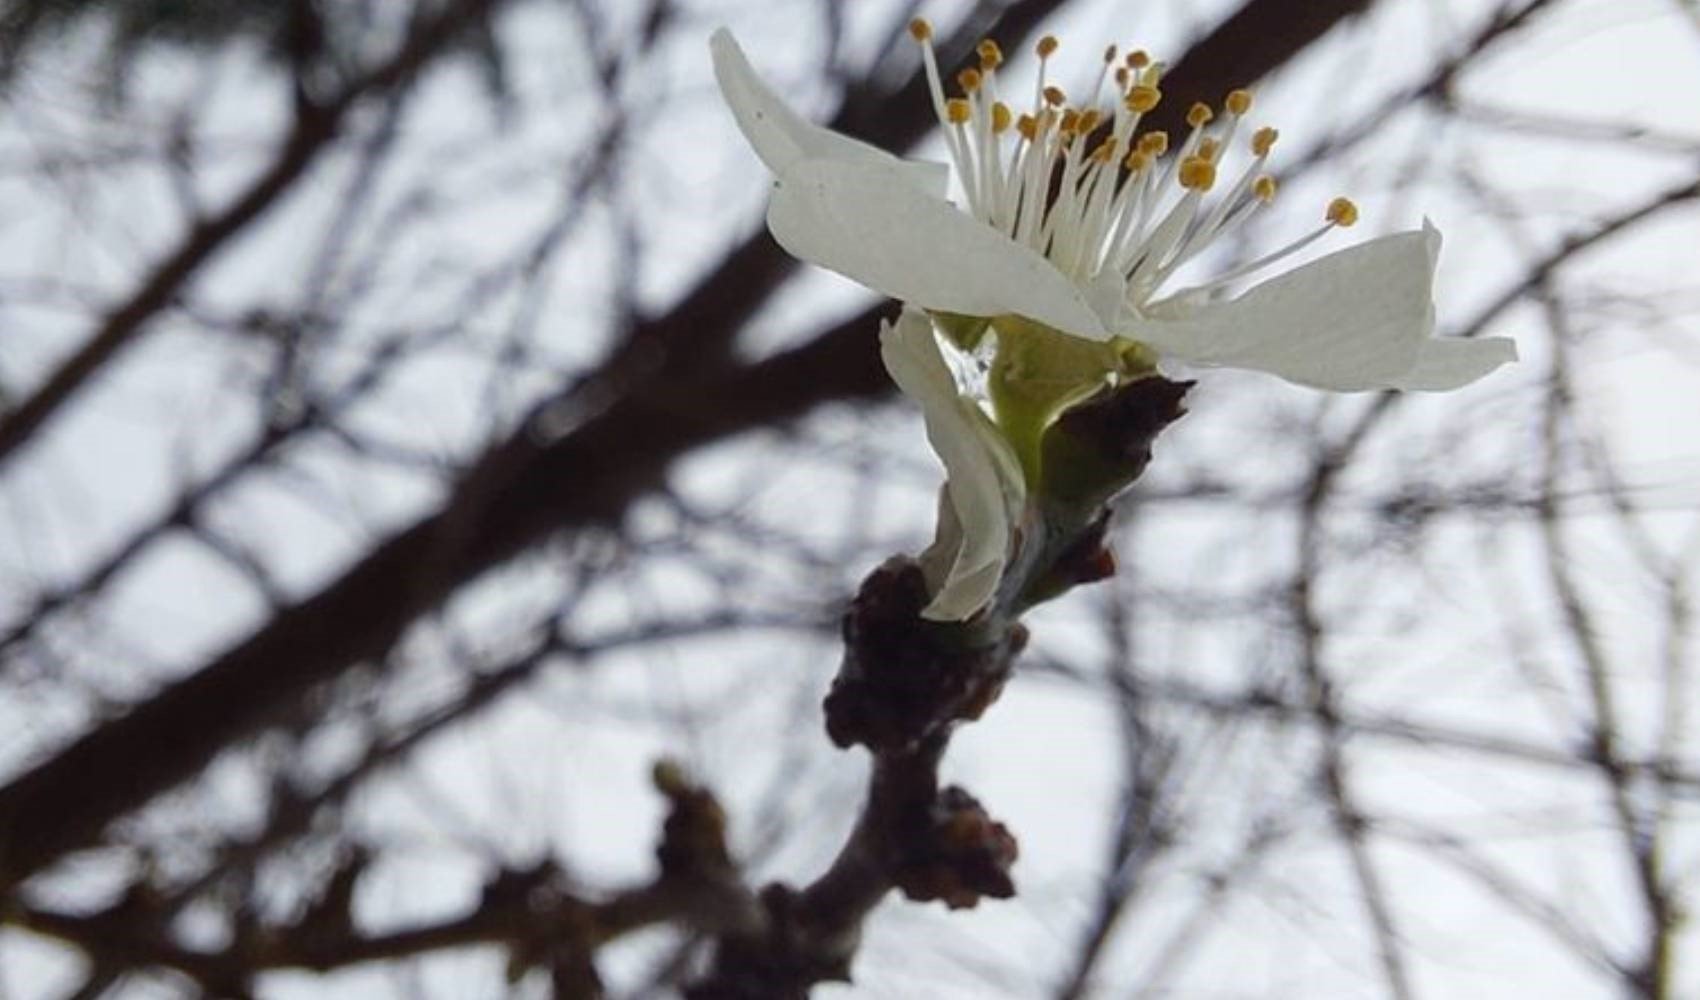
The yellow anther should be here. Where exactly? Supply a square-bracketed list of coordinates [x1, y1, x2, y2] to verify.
[1253, 175, 1277, 202]
[1251, 126, 1279, 157]
[1138, 131, 1169, 156]
[1127, 49, 1151, 69]
[1197, 137, 1221, 162]
[1114, 67, 1129, 88]
[957, 67, 982, 93]
[1103, 44, 1118, 63]
[991, 102, 1012, 133]
[1059, 108, 1080, 135]
[1124, 150, 1151, 173]
[1036, 35, 1059, 58]
[1043, 85, 1067, 107]
[977, 39, 1003, 69]
[1090, 139, 1116, 164]
[1017, 113, 1037, 140]
[946, 98, 972, 125]
[1077, 108, 1102, 134]
[1125, 85, 1161, 113]
[908, 18, 933, 42]
[1326, 196, 1359, 227]
[1225, 89, 1253, 115]
[1177, 156, 1217, 191]
[1187, 102, 1214, 128]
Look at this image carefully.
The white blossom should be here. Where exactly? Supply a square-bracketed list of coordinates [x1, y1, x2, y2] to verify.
[710, 25, 1516, 391]
[711, 24, 1518, 620]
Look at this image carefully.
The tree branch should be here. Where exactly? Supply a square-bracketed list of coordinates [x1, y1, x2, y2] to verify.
[0, 0, 1388, 896]
[0, 0, 505, 471]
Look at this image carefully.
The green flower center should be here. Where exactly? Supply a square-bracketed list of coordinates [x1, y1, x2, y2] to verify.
[978, 315, 1157, 488]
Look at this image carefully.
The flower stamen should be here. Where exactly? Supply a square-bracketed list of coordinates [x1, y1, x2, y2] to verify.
[1251, 126, 1278, 157]
[902, 28, 1374, 327]
[1177, 157, 1217, 191]
[1327, 196, 1360, 227]
[1125, 85, 1161, 113]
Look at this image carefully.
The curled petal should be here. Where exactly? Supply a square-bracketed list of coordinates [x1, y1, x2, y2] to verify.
[880, 307, 1026, 620]
[710, 28, 946, 196]
[915, 492, 1009, 622]
[1137, 226, 1444, 390]
[773, 158, 1110, 340]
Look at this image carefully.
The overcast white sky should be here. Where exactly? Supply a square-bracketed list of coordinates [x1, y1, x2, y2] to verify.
[1, 0, 1697, 996]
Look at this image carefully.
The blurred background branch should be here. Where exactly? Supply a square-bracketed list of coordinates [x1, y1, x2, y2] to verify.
[0, 0, 1695, 996]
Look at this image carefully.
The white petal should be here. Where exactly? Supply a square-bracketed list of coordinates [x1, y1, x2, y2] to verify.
[1083, 267, 1128, 330]
[880, 307, 1026, 620]
[925, 560, 1008, 622]
[1387, 336, 1518, 390]
[916, 486, 963, 599]
[915, 491, 1008, 622]
[772, 157, 1110, 340]
[710, 29, 946, 196]
[1136, 226, 1441, 390]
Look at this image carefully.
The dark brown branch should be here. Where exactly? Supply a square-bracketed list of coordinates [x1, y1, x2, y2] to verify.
[1293, 420, 1413, 1000]
[0, 105, 337, 469]
[687, 378, 1191, 995]
[1136, 0, 1373, 138]
[0, 308, 890, 891]
[1243, 143, 1700, 1000]
[686, 564, 1024, 997]
[1532, 279, 1677, 999]
[9, 765, 761, 995]
[0, 0, 1383, 896]
[0, 0, 504, 471]
[1283, 0, 1563, 176]
[1053, 590, 1174, 1000]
